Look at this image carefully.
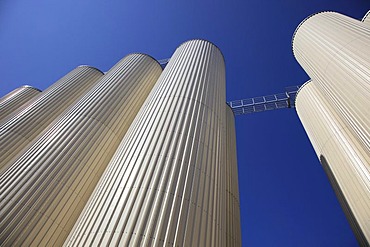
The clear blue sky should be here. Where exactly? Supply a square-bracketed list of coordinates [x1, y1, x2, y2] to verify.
[0, 1, 369, 246]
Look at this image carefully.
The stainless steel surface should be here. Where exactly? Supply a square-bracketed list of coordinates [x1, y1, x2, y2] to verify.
[0, 54, 162, 246]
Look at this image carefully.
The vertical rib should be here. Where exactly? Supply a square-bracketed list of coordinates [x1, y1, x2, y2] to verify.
[0, 66, 104, 174]
[66, 39, 229, 247]
[296, 81, 370, 245]
[362, 10, 370, 26]
[292, 11, 370, 155]
[0, 85, 41, 123]
[0, 54, 162, 246]
[293, 12, 370, 244]
[225, 105, 241, 246]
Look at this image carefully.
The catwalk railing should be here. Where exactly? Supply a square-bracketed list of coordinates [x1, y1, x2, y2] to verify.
[227, 86, 300, 115]
[158, 58, 301, 116]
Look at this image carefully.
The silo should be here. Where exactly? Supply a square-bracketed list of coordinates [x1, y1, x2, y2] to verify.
[292, 11, 370, 155]
[0, 85, 41, 123]
[296, 81, 370, 245]
[65, 39, 229, 246]
[0, 54, 162, 246]
[293, 11, 370, 245]
[0, 66, 103, 174]
[225, 105, 241, 247]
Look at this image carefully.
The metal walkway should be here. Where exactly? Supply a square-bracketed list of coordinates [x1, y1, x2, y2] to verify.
[158, 58, 301, 115]
[227, 86, 300, 115]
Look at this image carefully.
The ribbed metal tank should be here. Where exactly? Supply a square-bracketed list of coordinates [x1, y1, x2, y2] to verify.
[362, 10, 370, 26]
[296, 81, 370, 245]
[65, 39, 230, 246]
[0, 66, 104, 174]
[225, 105, 241, 246]
[294, 11, 370, 245]
[0, 54, 162, 246]
[292, 11, 370, 157]
[0, 85, 41, 123]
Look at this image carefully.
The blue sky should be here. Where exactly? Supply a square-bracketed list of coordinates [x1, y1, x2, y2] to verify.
[0, 1, 369, 246]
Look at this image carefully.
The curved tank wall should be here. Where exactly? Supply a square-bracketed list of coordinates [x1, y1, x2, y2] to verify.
[292, 11, 370, 155]
[0, 54, 162, 246]
[362, 10, 370, 25]
[296, 81, 370, 245]
[225, 105, 241, 247]
[65, 39, 231, 246]
[0, 85, 41, 123]
[0, 66, 104, 174]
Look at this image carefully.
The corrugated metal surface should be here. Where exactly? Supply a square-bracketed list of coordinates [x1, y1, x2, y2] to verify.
[0, 54, 162, 246]
[362, 10, 370, 26]
[65, 39, 230, 246]
[0, 66, 103, 174]
[292, 11, 370, 157]
[294, 11, 370, 245]
[225, 105, 241, 246]
[320, 155, 369, 247]
[296, 82, 370, 245]
[0, 85, 41, 123]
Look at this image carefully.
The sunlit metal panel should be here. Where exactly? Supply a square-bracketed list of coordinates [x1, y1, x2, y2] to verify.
[0, 66, 104, 174]
[65, 39, 231, 246]
[0, 54, 162, 246]
[292, 11, 370, 155]
[225, 105, 241, 246]
[296, 81, 370, 245]
[0, 85, 41, 123]
[293, 11, 370, 245]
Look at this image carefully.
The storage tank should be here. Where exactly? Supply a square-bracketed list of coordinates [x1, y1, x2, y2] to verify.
[225, 104, 242, 247]
[0, 66, 104, 173]
[293, 11, 370, 245]
[0, 54, 162, 246]
[296, 81, 370, 245]
[65, 39, 233, 246]
[0, 85, 41, 123]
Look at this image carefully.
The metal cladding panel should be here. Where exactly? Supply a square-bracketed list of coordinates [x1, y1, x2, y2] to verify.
[296, 82, 370, 245]
[292, 11, 370, 155]
[362, 10, 370, 26]
[225, 105, 241, 246]
[0, 54, 162, 246]
[65, 39, 229, 246]
[0, 86, 41, 123]
[0, 66, 104, 174]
